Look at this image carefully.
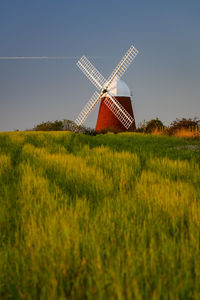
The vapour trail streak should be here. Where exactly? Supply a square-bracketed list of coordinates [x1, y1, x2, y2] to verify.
[0, 56, 109, 60]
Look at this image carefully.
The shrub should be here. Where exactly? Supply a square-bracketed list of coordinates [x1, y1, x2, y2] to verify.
[168, 118, 200, 135]
[34, 120, 63, 131]
[136, 120, 147, 133]
[33, 119, 97, 136]
[137, 118, 164, 133]
[145, 118, 164, 133]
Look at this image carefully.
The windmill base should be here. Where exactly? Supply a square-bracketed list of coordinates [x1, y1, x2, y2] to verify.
[96, 97, 136, 133]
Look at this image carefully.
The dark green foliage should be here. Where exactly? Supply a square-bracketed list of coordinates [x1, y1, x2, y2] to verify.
[144, 118, 164, 133]
[137, 117, 200, 138]
[81, 127, 97, 136]
[63, 119, 75, 131]
[34, 120, 63, 131]
[33, 119, 97, 136]
[168, 117, 200, 135]
[137, 118, 164, 133]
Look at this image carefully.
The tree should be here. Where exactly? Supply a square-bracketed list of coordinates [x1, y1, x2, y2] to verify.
[169, 118, 199, 134]
[63, 119, 76, 131]
[144, 118, 164, 133]
[136, 120, 147, 133]
[33, 119, 97, 135]
[34, 120, 63, 131]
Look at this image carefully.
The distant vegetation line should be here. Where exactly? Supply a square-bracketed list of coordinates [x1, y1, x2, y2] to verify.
[28, 117, 200, 138]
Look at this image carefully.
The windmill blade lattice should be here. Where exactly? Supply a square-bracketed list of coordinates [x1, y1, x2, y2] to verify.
[74, 45, 138, 129]
[77, 56, 106, 90]
[104, 93, 134, 129]
[75, 91, 102, 126]
[105, 45, 138, 89]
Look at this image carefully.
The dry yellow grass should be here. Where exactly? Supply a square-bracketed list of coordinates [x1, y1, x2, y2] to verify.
[173, 127, 200, 138]
[152, 127, 200, 138]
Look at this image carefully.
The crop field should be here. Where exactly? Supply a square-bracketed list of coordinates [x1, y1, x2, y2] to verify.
[0, 131, 200, 299]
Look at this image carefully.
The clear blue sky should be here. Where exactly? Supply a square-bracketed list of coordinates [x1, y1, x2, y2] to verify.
[0, 0, 200, 131]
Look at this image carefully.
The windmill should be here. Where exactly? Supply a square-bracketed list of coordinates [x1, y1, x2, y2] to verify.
[74, 45, 139, 132]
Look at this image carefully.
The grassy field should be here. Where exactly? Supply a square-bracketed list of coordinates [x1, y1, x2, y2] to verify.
[0, 131, 200, 299]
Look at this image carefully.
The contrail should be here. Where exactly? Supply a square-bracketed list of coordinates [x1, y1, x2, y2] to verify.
[0, 56, 109, 60]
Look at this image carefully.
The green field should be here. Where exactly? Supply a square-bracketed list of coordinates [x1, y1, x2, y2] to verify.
[0, 131, 200, 299]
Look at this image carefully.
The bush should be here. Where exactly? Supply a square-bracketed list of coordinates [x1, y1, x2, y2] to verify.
[145, 118, 164, 133]
[63, 119, 76, 131]
[136, 118, 164, 133]
[168, 118, 200, 135]
[33, 119, 97, 136]
[136, 120, 147, 133]
[34, 120, 63, 131]
[82, 127, 97, 136]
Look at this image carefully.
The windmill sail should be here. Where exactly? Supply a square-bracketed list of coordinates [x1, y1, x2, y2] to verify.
[105, 45, 138, 89]
[74, 91, 102, 126]
[77, 56, 106, 90]
[104, 93, 134, 129]
[74, 45, 138, 129]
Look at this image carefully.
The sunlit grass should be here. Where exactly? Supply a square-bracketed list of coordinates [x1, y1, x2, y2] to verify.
[152, 127, 200, 138]
[0, 131, 200, 299]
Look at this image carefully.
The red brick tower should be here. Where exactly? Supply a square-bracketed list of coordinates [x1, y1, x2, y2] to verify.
[96, 79, 136, 132]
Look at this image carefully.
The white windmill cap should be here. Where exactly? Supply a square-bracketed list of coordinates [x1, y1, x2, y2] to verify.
[107, 79, 131, 97]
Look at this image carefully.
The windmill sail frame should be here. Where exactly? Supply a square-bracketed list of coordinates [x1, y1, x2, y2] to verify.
[75, 45, 138, 128]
